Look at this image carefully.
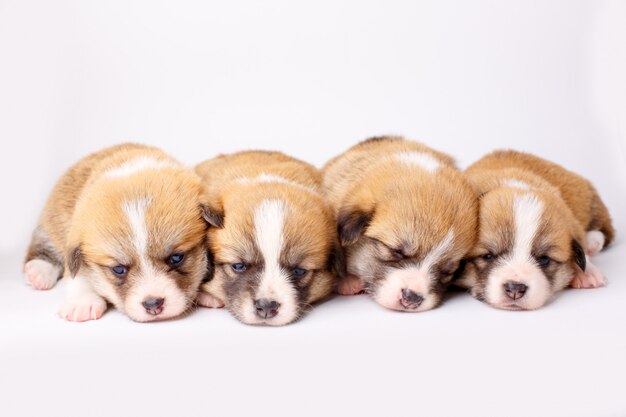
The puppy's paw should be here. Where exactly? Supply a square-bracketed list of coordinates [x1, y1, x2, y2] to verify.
[24, 259, 60, 290]
[336, 274, 365, 295]
[585, 230, 605, 256]
[196, 292, 225, 308]
[58, 295, 107, 322]
[570, 259, 607, 289]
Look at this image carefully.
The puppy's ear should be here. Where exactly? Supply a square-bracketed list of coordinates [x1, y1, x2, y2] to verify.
[67, 246, 83, 277]
[572, 239, 586, 272]
[198, 184, 225, 228]
[328, 239, 347, 278]
[337, 207, 373, 246]
[200, 203, 224, 228]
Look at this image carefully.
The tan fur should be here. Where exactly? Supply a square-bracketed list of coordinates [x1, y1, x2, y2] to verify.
[195, 151, 340, 325]
[26, 144, 210, 321]
[322, 136, 478, 311]
[466, 150, 614, 246]
[461, 150, 615, 309]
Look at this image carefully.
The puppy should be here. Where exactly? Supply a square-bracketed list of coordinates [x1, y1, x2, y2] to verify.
[24, 144, 212, 322]
[459, 150, 615, 310]
[195, 151, 343, 326]
[322, 136, 478, 312]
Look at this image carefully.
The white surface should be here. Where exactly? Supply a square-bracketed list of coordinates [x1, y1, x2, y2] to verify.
[1, 1, 625, 416]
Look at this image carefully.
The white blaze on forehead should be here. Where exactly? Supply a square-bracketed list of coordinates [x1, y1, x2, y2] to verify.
[374, 229, 455, 312]
[422, 229, 455, 268]
[104, 156, 180, 179]
[484, 193, 551, 309]
[501, 178, 532, 190]
[120, 197, 189, 320]
[235, 173, 320, 196]
[255, 199, 287, 276]
[122, 198, 151, 259]
[247, 198, 298, 325]
[511, 194, 543, 261]
[394, 151, 441, 173]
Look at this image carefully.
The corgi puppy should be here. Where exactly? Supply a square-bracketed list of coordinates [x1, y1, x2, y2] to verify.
[24, 144, 213, 322]
[459, 150, 615, 310]
[322, 136, 478, 312]
[195, 151, 344, 326]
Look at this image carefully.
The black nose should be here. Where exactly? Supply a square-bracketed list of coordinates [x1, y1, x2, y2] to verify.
[142, 297, 165, 315]
[400, 288, 423, 309]
[254, 299, 280, 319]
[504, 282, 527, 301]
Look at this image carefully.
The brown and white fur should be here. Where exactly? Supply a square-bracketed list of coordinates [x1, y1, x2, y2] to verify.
[24, 144, 213, 322]
[459, 150, 615, 310]
[322, 136, 478, 312]
[195, 151, 344, 326]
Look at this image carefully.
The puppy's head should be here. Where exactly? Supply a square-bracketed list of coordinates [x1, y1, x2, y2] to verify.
[67, 167, 212, 322]
[339, 167, 477, 312]
[465, 188, 586, 310]
[207, 187, 342, 326]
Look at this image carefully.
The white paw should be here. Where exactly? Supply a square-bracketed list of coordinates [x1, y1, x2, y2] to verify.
[24, 259, 60, 290]
[336, 274, 365, 295]
[196, 292, 225, 308]
[570, 258, 607, 289]
[585, 230, 605, 256]
[58, 295, 107, 322]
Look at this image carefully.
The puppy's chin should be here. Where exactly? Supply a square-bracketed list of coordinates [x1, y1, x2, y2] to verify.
[482, 262, 553, 311]
[370, 267, 441, 313]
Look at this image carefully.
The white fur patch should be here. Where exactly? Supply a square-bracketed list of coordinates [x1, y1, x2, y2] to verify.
[121, 197, 188, 321]
[394, 151, 441, 173]
[484, 194, 551, 309]
[585, 230, 605, 256]
[512, 194, 543, 258]
[242, 199, 298, 325]
[501, 178, 532, 190]
[373, 229, 455, 312]
[123, 198, 151, 261]
[235, 173, 320, 196]
[103, 156, 179, 179]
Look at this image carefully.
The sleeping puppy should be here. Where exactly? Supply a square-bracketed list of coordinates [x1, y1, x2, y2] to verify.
[459, 150, 615, 310]
[195, 151, 343, 326]
[322, 136, 478, 312]
[24, 144, 212, 322]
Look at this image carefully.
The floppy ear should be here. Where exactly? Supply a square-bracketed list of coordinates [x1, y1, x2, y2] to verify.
[337, 207, 373, 246]
[198, 185, 225, 228]
[67, 246, 83, 277]
[572, 239, 586, 272]
[328, 239, 347, 278]
[200, 203, 225, 228]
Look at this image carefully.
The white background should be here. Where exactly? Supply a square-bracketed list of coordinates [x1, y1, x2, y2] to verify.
[1, 1, 625, 416]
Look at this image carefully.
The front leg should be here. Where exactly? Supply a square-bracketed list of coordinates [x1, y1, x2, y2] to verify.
[58, 276, 107, 322]
[336, 274, 365, 295]
[570, 256, 607, 289]
[196, 291, 225, 308]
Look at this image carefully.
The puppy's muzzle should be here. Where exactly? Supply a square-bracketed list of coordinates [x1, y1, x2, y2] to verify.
[503, 282, 527, 301]
[254, 299, 280, 319]
[400, 288, 423, 310]
[143, 297, 165, 316]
